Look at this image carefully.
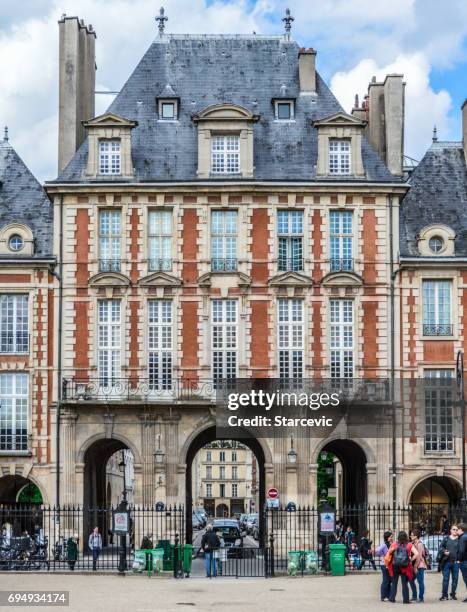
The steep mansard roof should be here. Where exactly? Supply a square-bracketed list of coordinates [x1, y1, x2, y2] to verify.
[400, 142, 467, 257]
[57, 35, 397, 183]
[0, 138, 53, 257]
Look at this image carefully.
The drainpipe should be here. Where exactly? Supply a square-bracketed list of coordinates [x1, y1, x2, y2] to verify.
[49, 195, 64, 507]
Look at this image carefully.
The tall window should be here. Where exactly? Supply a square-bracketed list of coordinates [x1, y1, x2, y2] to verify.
[329, 139, 351, 174]
[219, 451, 226, 462]
[148, 301, 172, 391]
[206, 484, 212, 497]
[330, 300, 354, 378]
[0, 295, 28, 353]
[206, 466, 212, 479]
[231, 450, 237, 462]
[232, 466, 238, 480]
[278, 210, 303, 271]
[98, 300, 121, 386]
[211, 135, 240, 174]
[232, 483, 238, 497]
[278, 299, 304, 379]
[206, 451, 212, 462]
[330, 211, 353, 271]
[422, 280, 452, 335]
[99, 210, 121, 272]
[0, 373, 28, 451]
[424, 370, 454, 452]
[148, 210, 172, 272]
[219, 483, 226, 497]
[212, 300, 237, 383]
[220, 466, 226, 479]
[99, 140, 121, 175]
[211, 210, 238, 271]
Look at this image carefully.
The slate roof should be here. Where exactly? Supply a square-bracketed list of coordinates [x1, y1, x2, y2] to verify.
[0, 138, 53, 257]
[56, 35, 398, 183]
[400, 142, 467, 256]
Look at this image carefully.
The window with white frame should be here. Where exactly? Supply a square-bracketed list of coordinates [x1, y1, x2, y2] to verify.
[219, 450, 226, 462]
[211, 210, 238, 271]
[0, 295, 28, 354]
[99, 140, 121, 175]
[220, 466, 226, 479]
[232, 466, 238, 480]
[277, 210, 303, 271]
[329, 139, 351, 175]
[422, 280, 452, 336]
[206, 466, 212, 479]
[275, 100, 294, 120]
[330, 300, 354, 378]
[424, 370, 454, 453]
[212, 300, 237, 383]
[98, 300, 121, 387]
[148, 210, 172, 272]
[211, 135, 240, 174]
[0, 372, 28, 451]
[148, 300, 172, 391]
[206, 483, 212, 497]
[231, 450, 237, 462]
[158, 100, 177, 120]
[278, 299, 304, 380]
[99, 210, 121, 272]
[330, 210, 353, 271]
[232, 483, 238, 497]
[219, 483, 226, 497]
[206, 451, 212, 462]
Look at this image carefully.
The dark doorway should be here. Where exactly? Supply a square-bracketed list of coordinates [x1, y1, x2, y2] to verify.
[0, 476, 43, 505]
[185, 426, 266, 545]
[319, 439, 368, 506]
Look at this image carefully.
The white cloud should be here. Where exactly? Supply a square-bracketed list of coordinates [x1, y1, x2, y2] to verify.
[331, 52, 453, 159]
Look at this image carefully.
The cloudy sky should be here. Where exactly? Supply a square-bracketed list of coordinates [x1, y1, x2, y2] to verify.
[1, 0, 466, 181]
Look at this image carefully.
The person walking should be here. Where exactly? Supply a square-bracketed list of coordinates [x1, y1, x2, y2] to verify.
[201, 524, 220, 578]
[386, 530, 419, 604]
[437, 524, 460, 601]
[359, 530, 377, 571]
[88, 526, 102, 571]
[409, 528, 428, 603]
[457, 523, 467, 602]
[376, 530, 393, 602]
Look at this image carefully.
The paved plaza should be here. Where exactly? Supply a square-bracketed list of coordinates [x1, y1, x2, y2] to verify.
[0, 572, 463, 611]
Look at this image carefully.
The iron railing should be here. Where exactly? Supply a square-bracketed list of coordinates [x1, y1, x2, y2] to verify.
[148, 258, 172, 272]
[422, 323, 453, 336]
[278, 257, 303, 272]
[330, 258, 353, 272]
[99, 259, 121, 273]
[62, 378, 218, 402]
[211, 258, 238, 272]
[0, 504, 184, 572]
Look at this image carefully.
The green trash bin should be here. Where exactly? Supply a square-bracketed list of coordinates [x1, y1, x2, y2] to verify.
[157, 540, 172, 571]
[182, 544, 193, 576]
[287, 551, 302, 576]
[329, 543, 347, 576]
[303, 550, 318, 575]
[152, 548, 165, 574]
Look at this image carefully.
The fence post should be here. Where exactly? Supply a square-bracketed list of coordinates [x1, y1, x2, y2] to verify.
[173, 533, 180, 579]
[269, 533, 275, 578]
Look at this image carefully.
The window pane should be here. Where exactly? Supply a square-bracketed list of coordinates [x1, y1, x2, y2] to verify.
[148, 301, 173, 391]
[0, 295, 29, 353]
[161, 103, 175, 119]
[0, 372, 28, 450]
[277, 102, 291, 119]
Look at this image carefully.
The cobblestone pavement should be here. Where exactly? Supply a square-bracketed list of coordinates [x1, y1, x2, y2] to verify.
[0, 572, 463, 611]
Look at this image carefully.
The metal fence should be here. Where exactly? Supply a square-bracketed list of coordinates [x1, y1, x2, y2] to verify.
[0, 504, 184, 572]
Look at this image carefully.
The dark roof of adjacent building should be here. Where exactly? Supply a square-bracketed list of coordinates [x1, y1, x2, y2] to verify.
[400, 142, 467, 256]
[56, 35, 398, 183]
[0, 138, 53, 257]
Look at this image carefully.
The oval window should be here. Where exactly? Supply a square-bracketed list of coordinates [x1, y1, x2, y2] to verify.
[428, 236, 444, 253]
[8, 234, 24, 251]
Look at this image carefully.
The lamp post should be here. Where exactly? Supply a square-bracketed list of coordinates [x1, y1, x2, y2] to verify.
[287, 437, 297, 464]
[117, 451, 128, 573]
[456, 350, 467, 505]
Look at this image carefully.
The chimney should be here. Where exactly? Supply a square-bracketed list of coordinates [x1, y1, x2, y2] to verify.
[366, 74, 405, 176]
[58, 15, 96, 173]
[351, 94, 367, 122]
[298, 48, 317, 94]
[462, 99, 467, 163]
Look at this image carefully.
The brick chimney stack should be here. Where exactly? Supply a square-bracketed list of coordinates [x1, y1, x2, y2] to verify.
[298, 48, 317, 94]
[58, 15, 96, 173]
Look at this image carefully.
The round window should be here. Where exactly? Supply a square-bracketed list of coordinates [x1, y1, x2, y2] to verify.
[8, 234, 24, 251]
[428, 236, 444, 253]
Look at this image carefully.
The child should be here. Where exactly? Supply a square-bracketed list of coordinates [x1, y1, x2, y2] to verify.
[349, 542, 362, 570]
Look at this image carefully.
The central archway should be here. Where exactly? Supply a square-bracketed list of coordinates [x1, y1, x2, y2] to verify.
[319, 439, 368, 506]
[185, 426, 266, 545]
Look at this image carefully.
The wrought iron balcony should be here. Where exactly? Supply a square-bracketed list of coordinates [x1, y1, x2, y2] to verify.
[62, 377, 218, 402]
[99, 259, 121, 273]
[278, 257, 304, 272]
[211, 258, 238, 272]
[422, 323, 453, 336]
[330, 258, 353, 272]
[148, 258, 172, 272]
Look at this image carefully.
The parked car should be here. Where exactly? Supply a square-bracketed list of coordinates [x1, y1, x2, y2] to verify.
[245, 513, 258, 534]
[212, 519, 243, 557]
[239, 514, 248, 531]
[192, 513, 202, 530]
[193, 509, 206, 528]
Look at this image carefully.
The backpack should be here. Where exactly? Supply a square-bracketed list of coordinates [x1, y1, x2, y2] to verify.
[392, 543, 410, 568]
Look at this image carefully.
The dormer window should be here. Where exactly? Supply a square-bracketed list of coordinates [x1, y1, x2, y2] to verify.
[8, 234, 24, 252]
[99, 140, 121, 175]
[329, 139, 351, 175]
[211, 135, 240, 174]
[158, 99, 178, 121]
[275, 100, 294, 120]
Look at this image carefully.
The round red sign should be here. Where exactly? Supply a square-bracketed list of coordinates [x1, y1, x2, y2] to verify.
[267, 487, 279, 499]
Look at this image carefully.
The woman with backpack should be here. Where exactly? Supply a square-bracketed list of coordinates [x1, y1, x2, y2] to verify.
[385, 531, 419, 604]
[409, 528, 429, 602]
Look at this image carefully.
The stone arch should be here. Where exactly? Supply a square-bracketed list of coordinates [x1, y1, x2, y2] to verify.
[0, 473, 48, 505]
[405, 472, 463, 506]
[310, 434, 376, 466]
[77, 432, 142, 466]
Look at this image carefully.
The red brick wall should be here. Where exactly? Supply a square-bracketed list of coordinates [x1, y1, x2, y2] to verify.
[362, 209, 377, 284]
[250, 301, 270, 376]
[251, 209, 269, 284]
[182, 209, 199, 283]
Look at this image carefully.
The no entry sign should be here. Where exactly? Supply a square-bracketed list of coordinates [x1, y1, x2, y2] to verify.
[267, 487, 279, 499]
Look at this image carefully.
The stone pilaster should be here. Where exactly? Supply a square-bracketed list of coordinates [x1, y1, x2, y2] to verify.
[61, 409, 78, 506]
[139, 413, 156, 507]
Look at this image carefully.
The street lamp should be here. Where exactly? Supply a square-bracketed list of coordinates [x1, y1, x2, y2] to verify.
[118, 451, 127, 504]
[288, 437, 297, 464]
[321, 451, 328, 461]
[154, 448, 165, 464]
[456, 350, 467, 505]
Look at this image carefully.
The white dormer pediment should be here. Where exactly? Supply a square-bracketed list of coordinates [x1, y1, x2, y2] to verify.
[193, 103, 258, 122]
[138, 271, 182, 287]
[268, 271, 313, 287]
[313, 112, 366, 128]
[88, 271, 131, 288]
[198, 271, 251, 290]
[321, 270, 363, 287]
[83, 112, 138, 129]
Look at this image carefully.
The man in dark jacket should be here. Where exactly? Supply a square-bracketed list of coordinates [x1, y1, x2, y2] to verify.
[437, 524, 459, 601]
[201, 525, 220, 578]
[457, 523, 467, 602]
